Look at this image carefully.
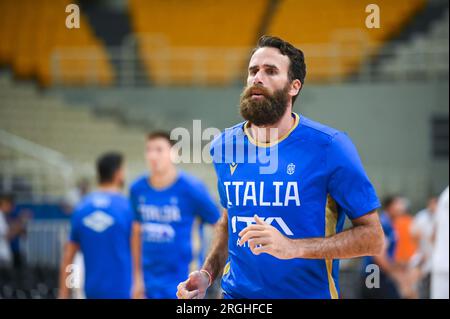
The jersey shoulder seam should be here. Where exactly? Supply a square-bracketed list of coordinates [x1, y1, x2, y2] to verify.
[300, 118, 341, 140]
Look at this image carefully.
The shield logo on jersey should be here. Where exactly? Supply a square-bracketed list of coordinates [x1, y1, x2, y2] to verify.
[230, 162, 238, 175]
[287, 163, 295, 175]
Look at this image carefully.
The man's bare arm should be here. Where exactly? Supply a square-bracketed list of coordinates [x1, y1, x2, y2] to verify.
[58, 241, 79, 299]
[202, 208, 229, 281]
[240, 210, 384, 260]
[292, 210, 384, 259]
[131, 222, 142, 278]
[131, 222, 145, 298]
[176, 209, 228, 299]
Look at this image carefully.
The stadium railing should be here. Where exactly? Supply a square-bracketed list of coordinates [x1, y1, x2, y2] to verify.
[24, 220, 70, 269]
[49, 32, 449, 87]
[0, 129, 75, 202]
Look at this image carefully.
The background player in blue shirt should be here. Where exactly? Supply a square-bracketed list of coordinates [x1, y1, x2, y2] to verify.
[130, 131, 220, 299]
[58, 152, 134, 299]
[361, 195, 404, 299]
[177, 35, 385, 299]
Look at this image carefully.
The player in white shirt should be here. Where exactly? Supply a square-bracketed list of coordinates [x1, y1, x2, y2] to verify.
[431, 186, 449, 299]
[410, 196, 438, 298]
[0, 194, 14, 267]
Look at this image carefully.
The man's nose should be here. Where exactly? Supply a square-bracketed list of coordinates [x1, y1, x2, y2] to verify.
[252, 71, 264, 86]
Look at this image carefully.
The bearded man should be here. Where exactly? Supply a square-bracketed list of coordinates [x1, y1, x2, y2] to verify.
[177, 35, 384, 299]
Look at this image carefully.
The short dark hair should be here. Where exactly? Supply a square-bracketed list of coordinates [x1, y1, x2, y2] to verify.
[147, 131, 175, 146]
[252, 35, 307, 104]
[96, 152, 124, 184]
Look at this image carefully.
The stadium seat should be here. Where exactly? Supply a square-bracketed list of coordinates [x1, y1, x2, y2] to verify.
[128, 0, 268, 85]
[0, 0, 114, 87]
[268, 0, 426, 81]
[0, 73, 146, 197]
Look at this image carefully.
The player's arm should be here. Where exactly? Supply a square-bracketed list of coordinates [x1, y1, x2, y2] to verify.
[131, 221, 145, 299]
[177, 208, 228, 299]
[58, 241, 79, 299]
[240, 211, 384, 260]
[201, 208, 229, 281]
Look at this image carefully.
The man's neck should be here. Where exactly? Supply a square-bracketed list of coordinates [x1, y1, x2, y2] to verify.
[247, 108, 295, 144]
[150, 166, 178, 189]
[98, 183, 120, 193]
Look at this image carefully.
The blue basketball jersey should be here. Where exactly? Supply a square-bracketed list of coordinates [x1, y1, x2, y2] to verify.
[70, 191, 133, 299]
[210, 112, 380, 299]
[129, 171, 220, 298]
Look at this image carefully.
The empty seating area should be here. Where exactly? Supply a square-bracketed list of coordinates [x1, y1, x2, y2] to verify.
[0, 0, 435, 86]
[128, 0, 268, 85]
[0, 72, 147, 198]
[127, 0, 428, 84]
[379, 8, 449, 79]
[0, 73, 144, 164]
[0, 0, 114, 87]
[268, 0, 426, 81]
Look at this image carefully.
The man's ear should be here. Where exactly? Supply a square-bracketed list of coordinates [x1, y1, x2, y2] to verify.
[170, 145, 180, 164]
[290, 79, 302, 97]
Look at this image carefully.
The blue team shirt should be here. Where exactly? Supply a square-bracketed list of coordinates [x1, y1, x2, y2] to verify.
[69, 191, 133, 299]
[210, 112, 380, 299]
[129, 171, 220, 299]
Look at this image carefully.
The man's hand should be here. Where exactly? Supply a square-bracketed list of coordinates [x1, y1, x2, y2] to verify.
[239, 215, 295, 259]
[132, 276, 145, 299]
[176, 270, 210, 299]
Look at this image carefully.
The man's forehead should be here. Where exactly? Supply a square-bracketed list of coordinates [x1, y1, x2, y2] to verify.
[147, 138, 170, 146]
[249, 47, 289, 69]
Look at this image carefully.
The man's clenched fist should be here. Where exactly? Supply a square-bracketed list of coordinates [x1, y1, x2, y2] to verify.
[176, 270, 210, 299]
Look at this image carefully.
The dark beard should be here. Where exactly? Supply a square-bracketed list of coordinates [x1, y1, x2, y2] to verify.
[239, 84, 290, 126]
